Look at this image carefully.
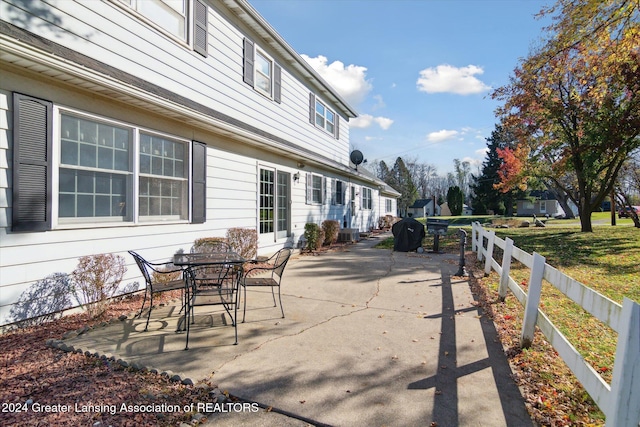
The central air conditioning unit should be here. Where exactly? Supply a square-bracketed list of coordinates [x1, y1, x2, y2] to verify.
[338, 228, 359, 243]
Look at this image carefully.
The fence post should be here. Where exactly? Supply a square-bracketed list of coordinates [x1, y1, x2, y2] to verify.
[477, 226, 484, 262]
[520, 252, 545, 349]
[606, 298, 640, 427]
[483, 230, 495, 275]
[498, 237, 513, 301]
[471, 222, 477, 253]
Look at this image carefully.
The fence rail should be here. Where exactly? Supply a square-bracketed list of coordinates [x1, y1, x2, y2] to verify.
[471, 222, 639, 427]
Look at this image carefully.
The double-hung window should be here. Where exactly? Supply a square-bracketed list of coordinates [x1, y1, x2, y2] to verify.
[116, 0, 208, 56]
[331, 179, 344, 205]
[315, 99, 335, 134]
[119, 0, 188, 41]
[361, 187, 372, 210]
[59, 111, 189, 224]
[243, 38, 282, 102]
[254, 49, 273, 97]
[308, 93, 339, 139]
[12, 94, 204, 232]
[305, 173, 326, 205]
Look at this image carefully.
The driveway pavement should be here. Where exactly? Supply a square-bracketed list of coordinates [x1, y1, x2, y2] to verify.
[65, 233, 532, 426]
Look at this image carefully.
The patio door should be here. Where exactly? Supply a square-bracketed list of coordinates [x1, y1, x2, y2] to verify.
[259, 167, 290, 244]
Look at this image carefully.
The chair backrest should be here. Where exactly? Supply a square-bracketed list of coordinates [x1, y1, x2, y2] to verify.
[128, 250, 153, 286]
[191, 240, 231, 253]
[272, 248, 292, 281]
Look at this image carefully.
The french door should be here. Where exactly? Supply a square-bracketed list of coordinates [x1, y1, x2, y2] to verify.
[259, 167, 290, 243]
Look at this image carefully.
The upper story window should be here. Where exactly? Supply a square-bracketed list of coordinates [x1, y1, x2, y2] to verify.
[116, 0, 208, 57]
[315, 100, 335, 134]
[243, 38, 282, 103]
[255, 49, 273, 97]
[121, 0, 188, 41]
[309, 93, 339, 139]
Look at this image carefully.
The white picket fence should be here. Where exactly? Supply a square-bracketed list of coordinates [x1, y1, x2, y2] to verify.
[471, 222, 639, 427]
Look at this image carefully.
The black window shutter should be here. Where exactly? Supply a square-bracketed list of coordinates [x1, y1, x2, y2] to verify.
[334, 114, 340, 139]
[12, 93, 53, 232]
[194, 0, 208, 57]
[309, 92, 315, 125]
[274, 64, 282, 103]
[243, 38, 254, 86]
[191, 141, 207, 224]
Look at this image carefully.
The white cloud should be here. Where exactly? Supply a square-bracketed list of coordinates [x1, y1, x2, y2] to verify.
[427, 129, 459, 142]
[351, 114, 394, 130]
[476, 147, 489, 156]
[302, 54, 372, 106]
[416, 64, 491, 95]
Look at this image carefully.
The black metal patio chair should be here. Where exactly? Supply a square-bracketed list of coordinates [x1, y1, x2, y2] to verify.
[128, 250, 186, 331]
[241, 247, 292, 322]
[189, 239, 233, 288]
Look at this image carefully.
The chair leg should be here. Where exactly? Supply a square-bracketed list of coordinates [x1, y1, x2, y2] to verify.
[277, 286, 284, 318]
[137, 288, 148, 318]
[270, 286, 277, 307]
[242, 285, 247, 323]
[144, 291, 154, 331]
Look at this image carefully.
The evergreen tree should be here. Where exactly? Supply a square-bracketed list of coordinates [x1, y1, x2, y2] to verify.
[447, 186, 464, 216]
[470, 125, 519, 215]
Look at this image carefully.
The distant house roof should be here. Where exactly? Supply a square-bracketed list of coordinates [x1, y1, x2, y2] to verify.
[409, 199, 432, 209]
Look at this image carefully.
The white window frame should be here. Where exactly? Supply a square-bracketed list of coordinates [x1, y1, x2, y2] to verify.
[53, 107, 190, 228]
[254, 48, 274, 99]
[115, 0, 190, 45]
[361, 187, 372, 210]
[306, 173, 326, 205]
[385, 199, 392, 213]
[315, 99, 336, 135]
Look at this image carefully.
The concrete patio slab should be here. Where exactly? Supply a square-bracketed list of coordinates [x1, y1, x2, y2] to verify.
[65, 233, 532, 427]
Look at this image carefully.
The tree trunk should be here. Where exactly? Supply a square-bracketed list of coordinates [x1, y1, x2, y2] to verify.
[579, 203, 593, 232]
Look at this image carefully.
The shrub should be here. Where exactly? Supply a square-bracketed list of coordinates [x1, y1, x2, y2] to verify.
[192, 237, 228, 252]
[226, 227, 257, 260]
[379, 215, 397, 230]
[322, 220, 340, 245]
[71, 254, 127, 318]
[304, 223, 323, 251]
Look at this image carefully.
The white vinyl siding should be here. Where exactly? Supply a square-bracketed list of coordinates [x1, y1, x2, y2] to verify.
[2, 1, 349, 165]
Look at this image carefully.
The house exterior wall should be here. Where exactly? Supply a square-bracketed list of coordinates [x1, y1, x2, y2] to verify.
[516, 200, 561, 217]
[0, 0, 393, 326]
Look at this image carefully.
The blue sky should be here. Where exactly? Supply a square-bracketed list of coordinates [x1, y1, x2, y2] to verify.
[249, 0, 553, 175]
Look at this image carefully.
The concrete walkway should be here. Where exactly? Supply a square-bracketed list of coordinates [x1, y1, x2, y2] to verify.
[66, 233, 532, 427]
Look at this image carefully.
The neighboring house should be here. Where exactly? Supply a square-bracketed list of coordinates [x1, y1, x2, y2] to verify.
[516, 190, 571, 217]
[0, 0, 397, 325]
[439, 203, 473, 216]
[407, 198, 440, 218]
[516, 199, 562, 217]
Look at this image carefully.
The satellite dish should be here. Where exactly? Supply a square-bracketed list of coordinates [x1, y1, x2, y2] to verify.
[350, 150, 364, 169]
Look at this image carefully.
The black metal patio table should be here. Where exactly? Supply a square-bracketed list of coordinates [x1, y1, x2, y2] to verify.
[173, 252, 245, 350]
